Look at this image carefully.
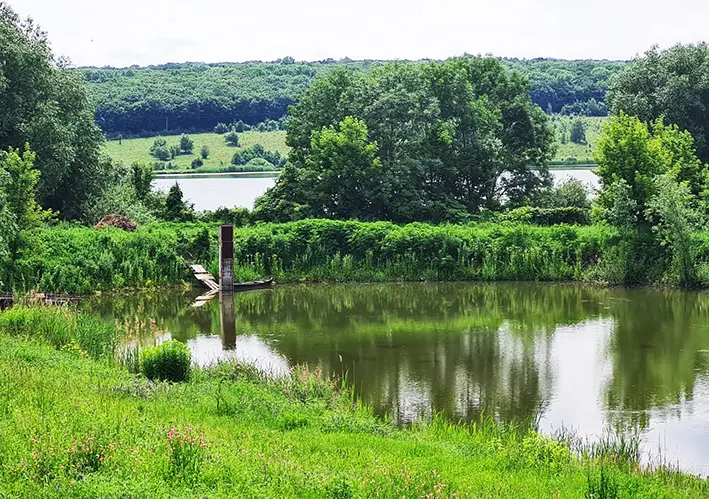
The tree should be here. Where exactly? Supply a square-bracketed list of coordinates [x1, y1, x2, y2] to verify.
[645, 174, 701, 285]
[150, 138, 171, 161]
[130, 161, 154, 200]
[214, 123, 229, 134]
[530, 177, 591, 209]
[0, 3, 109, 218]
[164, 182, 194, 221]
[0, 145, 44, 231]
[608, 44, 709, 163]
[225, 131, 240, 146]
[570, 119, 586, 144]
[305, 117, 382, 219]
[179, 134, 194, 154]
[594, 113, 707, 224]
[259, 57, 555, 222]
[200, 145, 209, 159]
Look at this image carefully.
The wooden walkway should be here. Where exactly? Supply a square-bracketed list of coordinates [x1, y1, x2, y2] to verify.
[188, 264, 220, 292]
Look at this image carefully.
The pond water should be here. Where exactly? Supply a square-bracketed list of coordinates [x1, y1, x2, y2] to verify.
[153, 169, 598, 211]
[81, 282, 709, 475]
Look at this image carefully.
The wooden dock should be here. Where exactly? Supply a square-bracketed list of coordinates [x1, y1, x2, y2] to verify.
[188, 264, 220, 292]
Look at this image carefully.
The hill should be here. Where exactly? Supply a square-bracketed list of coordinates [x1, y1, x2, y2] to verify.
[78, 58, 627, 137]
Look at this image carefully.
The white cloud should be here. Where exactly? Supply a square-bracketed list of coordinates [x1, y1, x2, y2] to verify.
[7, 0, 709, 67]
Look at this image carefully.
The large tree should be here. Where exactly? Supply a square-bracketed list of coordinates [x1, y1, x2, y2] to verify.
[0, 2, 107, 218]
[607, 44, 709, 164]
[256, 57, 555, 222]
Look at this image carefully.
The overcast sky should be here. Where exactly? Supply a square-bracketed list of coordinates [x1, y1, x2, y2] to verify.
[7, 0, 709, 67]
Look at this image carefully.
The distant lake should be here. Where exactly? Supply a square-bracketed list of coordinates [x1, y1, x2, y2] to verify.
[154, 169, 598, 211]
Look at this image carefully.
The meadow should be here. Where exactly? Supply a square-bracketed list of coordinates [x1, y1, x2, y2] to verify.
[104, 117, 605, 172]
[550, 116, 606, 165]
[0, 306, 707, 497]
[104, 131, 288, 172]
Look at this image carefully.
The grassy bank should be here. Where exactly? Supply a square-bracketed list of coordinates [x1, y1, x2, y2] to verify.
[0, 307, 706, 497]
[104, 131, 288, 171]
[3, 220, 619, 294]
[9, 219, 709, 295]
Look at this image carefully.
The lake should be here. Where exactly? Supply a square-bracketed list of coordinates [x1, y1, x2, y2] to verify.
[81, 282, 709, 476]
[154, 169, 599, 211]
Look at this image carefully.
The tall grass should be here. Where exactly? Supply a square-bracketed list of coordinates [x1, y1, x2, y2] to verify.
[0, 306, 118, 359]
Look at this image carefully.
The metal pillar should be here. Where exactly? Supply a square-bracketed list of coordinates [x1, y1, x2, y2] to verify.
[219, 225, 234, 291]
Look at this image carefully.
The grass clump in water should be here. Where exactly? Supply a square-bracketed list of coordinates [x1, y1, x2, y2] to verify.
[140, 339, 191, 382]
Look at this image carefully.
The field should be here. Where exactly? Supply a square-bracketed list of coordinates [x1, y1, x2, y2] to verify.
[0, 306, 707, 498]
[105, 117, 605, 171]
[104, 131, 288, 172]
[550, 116, 606, 165]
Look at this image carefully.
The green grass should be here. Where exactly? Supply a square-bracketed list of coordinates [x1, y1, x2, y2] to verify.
[0, 307, 707, 497]
[550, 116, 607, 165]
[104, 131, 288, 172]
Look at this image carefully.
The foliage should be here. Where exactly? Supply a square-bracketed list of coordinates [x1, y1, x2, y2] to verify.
[529, 177, 592, 209]
[259, 58, 556, 222]
[200, 145, 209, 159]
[0, 145, 45, 232]
[608, 43, 709, 164]
[0, 3, 107, 218]
[149, 137, 171, 161]
[213, 122, 229, 134]
[570, 119, 586, 144]
[503, 206, 590, 226]
[594, 113, 708, 224]
[166, 426, 206, 482]
[80, 58, 626, 136]
[190, 158, 203, 169]
[0, 306, 117, 358]
[231, 143, 285, 168]
[645, 174, 702, 286]
[179, 134, 194, 154]
[140, 340, 192, 382]
[164, 183, 195, 222]
[225, 131, 240, 147]
[130, 162, 155, 200]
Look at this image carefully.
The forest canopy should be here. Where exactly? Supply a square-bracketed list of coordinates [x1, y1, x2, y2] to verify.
[78, 58, 627, 137]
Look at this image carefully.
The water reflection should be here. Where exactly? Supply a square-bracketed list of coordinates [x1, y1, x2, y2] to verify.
[80, 282, 709, 474]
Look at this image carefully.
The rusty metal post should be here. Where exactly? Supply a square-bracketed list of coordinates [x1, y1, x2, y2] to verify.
[219, 225, 234, 291]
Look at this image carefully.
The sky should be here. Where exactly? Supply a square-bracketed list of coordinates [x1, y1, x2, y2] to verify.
[7, 0, 709, 67]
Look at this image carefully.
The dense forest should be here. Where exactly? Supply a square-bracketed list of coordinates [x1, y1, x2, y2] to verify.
[79, 58, 626, 137]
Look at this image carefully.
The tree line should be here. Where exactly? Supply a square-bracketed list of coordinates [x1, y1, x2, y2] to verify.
[79, 58, 627, 137]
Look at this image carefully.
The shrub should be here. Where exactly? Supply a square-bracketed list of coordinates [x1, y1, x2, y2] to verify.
[200, 145, 209, 159]
[140, 340, 192, 382]
[213, 122, 229, 134]
[190, 158, 203, 169]
[225, 131, 240, 147]
[504, 207, 590, 226]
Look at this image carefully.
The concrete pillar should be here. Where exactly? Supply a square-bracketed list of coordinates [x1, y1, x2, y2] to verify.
[219, 225, 234, 291]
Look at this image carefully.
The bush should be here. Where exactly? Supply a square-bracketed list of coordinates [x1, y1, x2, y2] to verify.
[504, 207, 590, 226]
[191, 158, 203, 169]
[200, 145, 209, 159]
[225, 131, 240, 147]
[180, 134, 194, 154]
[213, 123, 229, 134]
[140, 340, 192, 382]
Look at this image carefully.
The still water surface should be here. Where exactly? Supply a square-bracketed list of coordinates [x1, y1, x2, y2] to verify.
[154, 169, 598, 211]
[81, 282, 709, 475]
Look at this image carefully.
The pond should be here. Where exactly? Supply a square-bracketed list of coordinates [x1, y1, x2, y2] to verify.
[153, 169, 599, 211]
[80, 282, 709, 476]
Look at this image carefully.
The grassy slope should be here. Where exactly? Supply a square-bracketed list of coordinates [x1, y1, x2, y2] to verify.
[104, 116, 604, 172]
[0, 314, 707, 498]
[104, 131, 288, 172]
[550, 116, 606, 165]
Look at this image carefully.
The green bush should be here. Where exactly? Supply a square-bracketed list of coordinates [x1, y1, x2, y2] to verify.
[140, 340, 192, 382]
[504, 207, 590, 226]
